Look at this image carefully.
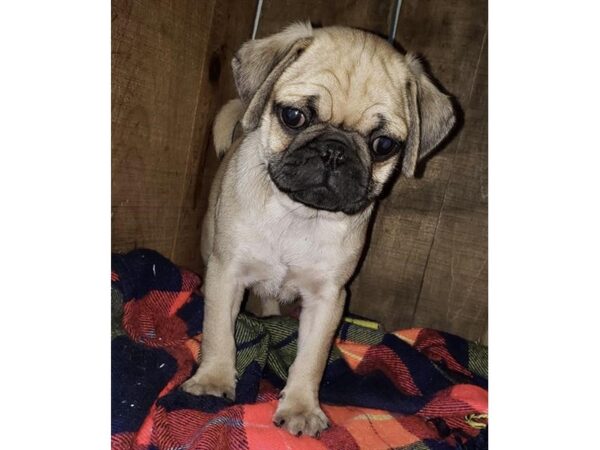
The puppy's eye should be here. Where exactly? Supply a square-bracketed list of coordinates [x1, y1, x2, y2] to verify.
[371, 136, 399, 160]
[280, 107, 307, 129]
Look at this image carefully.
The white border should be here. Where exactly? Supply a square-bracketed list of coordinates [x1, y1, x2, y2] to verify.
[1, 1, 110, 447]
[491, 1, 600, 448]
[1, 1, 599, 448]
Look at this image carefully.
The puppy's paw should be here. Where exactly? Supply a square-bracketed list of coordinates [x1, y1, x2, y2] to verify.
[181, 365, 237, 400]
[273, 393, 329, 437]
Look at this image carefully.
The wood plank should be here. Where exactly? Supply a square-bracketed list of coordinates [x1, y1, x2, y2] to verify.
[170, 0, 257, 273]
[413, 35, 487, 341]
[111, 0, 217, 256]
[348, 0, 488, 340]
[257, 0, 394, 37]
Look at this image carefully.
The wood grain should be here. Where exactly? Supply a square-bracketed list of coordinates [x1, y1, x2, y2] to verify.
[257, 0, 394, 37]
[112, 0, 218, 256]
[348, 0, 488, 341]
[112, 0, 255, 271]
[413, 34, 488, 340]
[170, 1, 256, 272]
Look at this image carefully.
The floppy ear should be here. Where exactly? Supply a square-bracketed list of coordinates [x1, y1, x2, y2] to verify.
[232, 22, 314, 132]
[402, 54, 456, 177]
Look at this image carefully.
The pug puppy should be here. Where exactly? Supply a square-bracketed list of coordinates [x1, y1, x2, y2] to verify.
[181, 22, 456, 437]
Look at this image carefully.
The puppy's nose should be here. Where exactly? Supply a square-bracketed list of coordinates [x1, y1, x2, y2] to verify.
[318, 140, 346, 170]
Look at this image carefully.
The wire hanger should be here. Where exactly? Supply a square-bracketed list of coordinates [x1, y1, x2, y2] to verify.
[250, 0, 402, 42]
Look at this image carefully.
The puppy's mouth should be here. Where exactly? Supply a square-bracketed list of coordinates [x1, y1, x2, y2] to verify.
[267, 137, 372, 215]
[281, 182, 368, 214]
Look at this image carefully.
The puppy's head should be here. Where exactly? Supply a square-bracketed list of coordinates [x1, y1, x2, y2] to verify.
[233, 23, 456, 215]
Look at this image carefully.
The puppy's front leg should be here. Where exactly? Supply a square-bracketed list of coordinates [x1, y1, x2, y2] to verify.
[181, 257, 243, 400]
[273, 287, 345, 437]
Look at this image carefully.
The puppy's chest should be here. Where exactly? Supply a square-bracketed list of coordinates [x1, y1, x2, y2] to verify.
[238, 213, 349, 299]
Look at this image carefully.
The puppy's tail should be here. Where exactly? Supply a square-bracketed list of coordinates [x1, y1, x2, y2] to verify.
[213, 98, 244, 158]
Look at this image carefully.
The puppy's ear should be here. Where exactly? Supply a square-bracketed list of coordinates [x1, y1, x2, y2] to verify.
[232, 22, 313, 131]
[402, 54, 456, 177]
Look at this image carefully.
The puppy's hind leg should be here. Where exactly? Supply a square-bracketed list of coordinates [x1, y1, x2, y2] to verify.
[181, 257, 243, 400]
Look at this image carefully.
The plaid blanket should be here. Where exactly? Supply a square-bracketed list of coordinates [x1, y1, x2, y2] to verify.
[112, 249, 488, 450]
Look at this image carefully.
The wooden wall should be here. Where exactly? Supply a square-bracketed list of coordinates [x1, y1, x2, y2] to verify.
[112, 0, 488, 342]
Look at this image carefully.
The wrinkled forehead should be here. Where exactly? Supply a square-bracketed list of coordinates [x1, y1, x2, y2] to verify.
[274, 28, 412, 137]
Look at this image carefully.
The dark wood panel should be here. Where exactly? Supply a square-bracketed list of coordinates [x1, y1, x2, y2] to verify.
[257, 0, 394, 37]
[170, 1, 256, 272]
[414, 35, 487, 341]
[348, 0, 488, 340]
[111, 0, 217, 256]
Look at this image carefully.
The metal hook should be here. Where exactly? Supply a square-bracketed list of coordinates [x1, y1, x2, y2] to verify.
[251, 0, 264, 40]
[388, 0, 402, 43]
